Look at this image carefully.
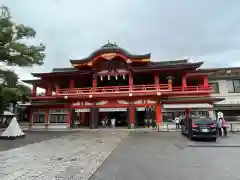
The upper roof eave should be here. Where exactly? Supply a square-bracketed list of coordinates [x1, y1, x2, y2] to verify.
[31, 70, 93, 77]
[22, 79, 42, 85]
[132, 62, 203, 72]
[70, 49, 151, 65]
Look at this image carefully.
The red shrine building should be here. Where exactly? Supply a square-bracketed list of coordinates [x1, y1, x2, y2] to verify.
[23, 43, 223, 129]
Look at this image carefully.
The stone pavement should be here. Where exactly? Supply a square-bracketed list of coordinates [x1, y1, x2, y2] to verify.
[91, 132, 240, 180]
[0, 131, 129, 180]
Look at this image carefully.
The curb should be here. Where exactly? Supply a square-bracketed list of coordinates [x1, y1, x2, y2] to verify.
[188, 144, 240, 148]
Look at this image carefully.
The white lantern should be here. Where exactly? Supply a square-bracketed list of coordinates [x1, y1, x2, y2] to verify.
[123, 74, 125, 80]
[100, 76, 103, 81]
[115, 75, 118, 80]
[108, 75, 110, 80]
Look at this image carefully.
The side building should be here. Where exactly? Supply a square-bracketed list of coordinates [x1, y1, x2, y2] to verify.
[208, 67, 240, 121]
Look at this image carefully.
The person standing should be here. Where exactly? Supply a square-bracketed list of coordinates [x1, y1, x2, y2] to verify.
[175, 116, 180, 129]
[105, 117, 108, 128]
[222, 118, 227, 136]
[111, 117, 116, 128]
[101, 118, 106, 128]
[217, 117, 223, 136]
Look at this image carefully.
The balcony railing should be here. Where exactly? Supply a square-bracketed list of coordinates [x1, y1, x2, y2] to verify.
[54, 84, 211, 96]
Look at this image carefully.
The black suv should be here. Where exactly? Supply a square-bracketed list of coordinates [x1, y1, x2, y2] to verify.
[181, 117, 217, 141]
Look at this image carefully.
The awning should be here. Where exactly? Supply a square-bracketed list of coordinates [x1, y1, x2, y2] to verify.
[163, 103, 212, 109]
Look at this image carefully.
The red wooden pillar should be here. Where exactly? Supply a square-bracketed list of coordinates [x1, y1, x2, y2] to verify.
[46, 86, 52, 96]
[92, 75, 97, 91]
[56, 87, 59, 95]
[45, 109, 49, 128]
[203, 75, 209, 88]
[185, 108, 190, 122]
[154, 72, 159, 89]
[155, 102, 162, 131]
[129, 73, 133, 91]
[129, 104, 135, 129]
[32, 85, 37, 97]
[70, 78, 75, 88]
[167, 77, 173, 90]
[182, 75, 187, 89]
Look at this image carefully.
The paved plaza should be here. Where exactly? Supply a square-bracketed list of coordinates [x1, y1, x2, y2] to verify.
[1, 130, 240, 180]
[91, 132, 240, 180]
[0, 130, 129, 180]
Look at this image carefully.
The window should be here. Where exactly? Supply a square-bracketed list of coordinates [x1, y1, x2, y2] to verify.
[49, 114, 67, 123]
[49, 109, 68, 123]
[33, 113, 45, 123]
[209, 82, 219, 93]
[227, 80, 240, 93]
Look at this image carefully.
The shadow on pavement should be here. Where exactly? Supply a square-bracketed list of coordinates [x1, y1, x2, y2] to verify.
[0, 131, 75, 152]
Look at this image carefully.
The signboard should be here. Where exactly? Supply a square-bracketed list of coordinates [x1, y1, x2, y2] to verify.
[75, 108, 90, 113]
[136, 107, 145, 111]
[163, 103, 212, 109]
[99, 108, 127, 112]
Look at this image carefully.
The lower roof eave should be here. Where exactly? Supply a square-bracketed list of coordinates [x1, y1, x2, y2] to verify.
[161, 97, 225, 104]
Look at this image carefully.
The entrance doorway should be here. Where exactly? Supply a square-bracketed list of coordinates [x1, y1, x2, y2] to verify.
[98, 108, 128, 128]
[136, 107, 145, 127]
[71, 108, 91, 128]
[136, 107, 155, 127]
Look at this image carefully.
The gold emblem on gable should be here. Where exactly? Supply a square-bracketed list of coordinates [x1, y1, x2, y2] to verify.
[87, 62, 93, 66]
[101, 53, 117, 60]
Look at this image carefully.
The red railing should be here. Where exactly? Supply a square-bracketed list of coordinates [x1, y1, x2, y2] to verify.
[55, 84, 211, 96]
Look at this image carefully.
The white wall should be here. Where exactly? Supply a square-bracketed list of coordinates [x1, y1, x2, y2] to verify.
[211, 80, 240, 105]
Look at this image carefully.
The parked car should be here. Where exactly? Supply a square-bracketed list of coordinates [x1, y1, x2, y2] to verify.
[181, 117, 217, 141]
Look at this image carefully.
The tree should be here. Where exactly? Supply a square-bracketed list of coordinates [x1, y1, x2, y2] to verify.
[0, 5, 45, 114]
[0, 69, 31, 113]
[0, 6, 45, 66]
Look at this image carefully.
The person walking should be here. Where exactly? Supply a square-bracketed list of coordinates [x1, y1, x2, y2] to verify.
[222, 118, 227, 136]
[175, 116, 180, 129]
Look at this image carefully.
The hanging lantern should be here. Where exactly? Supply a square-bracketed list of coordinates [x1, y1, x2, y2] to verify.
[108, 75, 110, 80]
[100, 76, 103, 81]
[115, 75, 118, 80]
[123, 74, 125, 80]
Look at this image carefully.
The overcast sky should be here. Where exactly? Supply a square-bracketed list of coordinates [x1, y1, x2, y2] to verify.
[2, 0, 240, 80]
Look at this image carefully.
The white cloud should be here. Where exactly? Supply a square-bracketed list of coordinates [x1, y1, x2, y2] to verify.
[1, 0, 240, 80]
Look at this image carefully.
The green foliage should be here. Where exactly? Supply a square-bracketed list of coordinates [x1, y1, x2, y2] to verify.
[0, 69, 18, 87]
[0, 5, 45, 114]
[0, 67, 32, 113]
[0, 5, 46, 67]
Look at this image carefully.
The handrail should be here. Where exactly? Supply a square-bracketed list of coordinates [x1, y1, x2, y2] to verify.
[53, 84, 211, 96]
